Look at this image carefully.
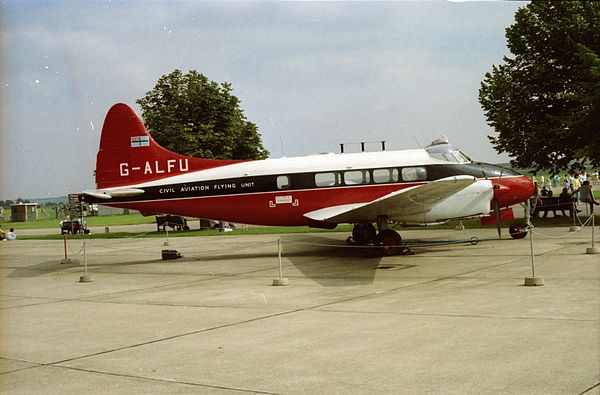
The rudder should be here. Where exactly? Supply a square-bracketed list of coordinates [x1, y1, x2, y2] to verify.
[95, 103, 243, 189]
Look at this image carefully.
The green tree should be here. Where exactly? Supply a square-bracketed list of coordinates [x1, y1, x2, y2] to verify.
[137, 70, 269, 160]
[479, 1, 600, 173]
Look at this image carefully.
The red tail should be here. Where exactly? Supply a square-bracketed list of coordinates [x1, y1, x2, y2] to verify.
[95, 103, 244, 189]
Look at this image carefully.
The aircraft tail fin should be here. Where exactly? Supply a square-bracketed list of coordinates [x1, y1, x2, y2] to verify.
[95, 103, 243, 189]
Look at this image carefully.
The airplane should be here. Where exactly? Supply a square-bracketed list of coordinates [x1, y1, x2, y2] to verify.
[80, 103, 535, 255]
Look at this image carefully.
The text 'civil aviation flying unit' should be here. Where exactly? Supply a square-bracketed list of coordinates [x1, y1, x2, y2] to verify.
[80, 103, 535, 255]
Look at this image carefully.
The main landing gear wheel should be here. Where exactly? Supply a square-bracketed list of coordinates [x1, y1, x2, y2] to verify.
[352, 223, 377, 245]
[374, 229, 404, 256]
[509, 222, 528, 239]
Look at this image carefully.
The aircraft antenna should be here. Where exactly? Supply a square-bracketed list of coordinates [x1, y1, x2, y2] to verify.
[280, 136, 286, 157]
[412, 135, 422, 148]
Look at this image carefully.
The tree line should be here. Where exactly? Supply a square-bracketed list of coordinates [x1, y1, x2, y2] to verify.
[479, 0, 599, 173]
[0, 198, 32, 207]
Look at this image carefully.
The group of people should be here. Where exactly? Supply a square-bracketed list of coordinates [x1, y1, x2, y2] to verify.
[533, 172, 600, 191]
[0, 227, 16, 241]
[533, 172, 599, 217]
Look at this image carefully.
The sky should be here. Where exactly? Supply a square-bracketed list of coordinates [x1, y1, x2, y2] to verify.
[0, 0, 524, 201]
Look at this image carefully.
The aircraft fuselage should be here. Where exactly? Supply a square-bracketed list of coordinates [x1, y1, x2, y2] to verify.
[83, 149, 531, 228]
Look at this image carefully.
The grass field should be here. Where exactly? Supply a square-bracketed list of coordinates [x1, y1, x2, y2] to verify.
[2, 212, 155, 230]
[16, 224, 356, 241]
[13, 213, 599, 241]
[3, 188, 599, 240]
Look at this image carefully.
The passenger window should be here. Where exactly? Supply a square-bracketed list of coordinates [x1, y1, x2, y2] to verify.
[373, 168, 399, 183]
[344, 170, 370, 185]
[277, 175, 291, 190]
[315, 172, 341, 187]
[401, 167, 427, 181]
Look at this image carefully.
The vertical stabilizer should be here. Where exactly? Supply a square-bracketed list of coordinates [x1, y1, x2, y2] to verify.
[95, 103, 244, 189]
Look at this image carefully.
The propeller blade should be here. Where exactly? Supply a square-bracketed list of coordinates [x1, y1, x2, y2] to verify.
[494, 199, 501, 239]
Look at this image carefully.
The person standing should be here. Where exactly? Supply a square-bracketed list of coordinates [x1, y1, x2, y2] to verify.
[574, 181, 599, 214]
[573, 174, 581, 203]
[569, 174, 575, 192]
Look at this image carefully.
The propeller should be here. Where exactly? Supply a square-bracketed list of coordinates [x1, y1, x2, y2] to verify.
[493, 168, 504, 239]
[493, 198, 501, 239]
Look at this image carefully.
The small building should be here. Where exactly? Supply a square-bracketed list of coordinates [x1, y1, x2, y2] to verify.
[11, 203, 39, 222]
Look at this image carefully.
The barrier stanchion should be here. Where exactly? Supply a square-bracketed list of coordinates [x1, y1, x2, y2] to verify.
[569, 201, 580, 232]
[164, 224, 170, 246]
[60, 233, 73, 264]
[273, 238, 289, 286]
[586, 213, 599, 254]
[524, 202, 544, 286]
[79, 241, 94, 283]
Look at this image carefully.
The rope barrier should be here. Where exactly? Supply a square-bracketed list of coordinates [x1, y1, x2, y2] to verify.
[280, 236, 482, 249]
[530, 215, 595, 239]
[59, 210, 598, 260]
[63, 232, 276, 257]
[67, 240, 86, 256]
[63, 228, 163, 256]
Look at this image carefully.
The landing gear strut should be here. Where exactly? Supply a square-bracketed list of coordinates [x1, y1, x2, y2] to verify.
[351, 223, 376, 245]
[350, 217, 405, 256]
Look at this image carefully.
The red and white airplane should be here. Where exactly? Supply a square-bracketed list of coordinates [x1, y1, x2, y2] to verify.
[80, 103, 534, 254]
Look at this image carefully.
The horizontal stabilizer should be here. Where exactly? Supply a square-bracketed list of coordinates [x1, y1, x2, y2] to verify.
[82, 188, 145, 200]
[110, 188, 145, 197]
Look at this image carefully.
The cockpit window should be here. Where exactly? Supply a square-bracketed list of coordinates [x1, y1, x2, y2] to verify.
[425, 140, 471, 164]
[454, 150, 472, 163]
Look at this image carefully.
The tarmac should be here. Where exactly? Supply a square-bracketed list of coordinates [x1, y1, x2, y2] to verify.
[0, 225, 599, 394]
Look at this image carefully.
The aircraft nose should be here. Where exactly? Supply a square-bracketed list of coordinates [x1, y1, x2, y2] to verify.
[493, 176, 535, 207]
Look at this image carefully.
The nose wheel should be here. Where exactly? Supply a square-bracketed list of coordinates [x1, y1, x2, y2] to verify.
[509, 222, 528, 239]
[374, 229, 404, 256]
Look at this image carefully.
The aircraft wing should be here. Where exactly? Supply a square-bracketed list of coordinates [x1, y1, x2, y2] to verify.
[303, 175, 477, 224]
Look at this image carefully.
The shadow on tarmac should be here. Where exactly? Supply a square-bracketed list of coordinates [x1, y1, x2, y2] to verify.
[7, 257, 164, 279]
[279, 235, 385, 286]
[7, 234, 408, 286]
[7, 260, 81, 278]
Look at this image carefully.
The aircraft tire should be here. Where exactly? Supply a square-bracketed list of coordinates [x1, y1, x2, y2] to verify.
[374, 229, 404, 256]
[509, 222, 528, 239]
[352, 223, 377, 245]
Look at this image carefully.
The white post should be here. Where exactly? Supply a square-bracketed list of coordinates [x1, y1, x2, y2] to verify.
[587, 211, 599, 254]
[83, 241, 88, 276]
[79, 241, 94, 282]
[570, 200, 579, 232]
[272, 238, 289, 286]
[529, 224, 535, 278]
[593, 215, 596, 247]
[164, 224, 170, 246]
[524, 203, 543, 286]
[278, 238, 283, 279]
